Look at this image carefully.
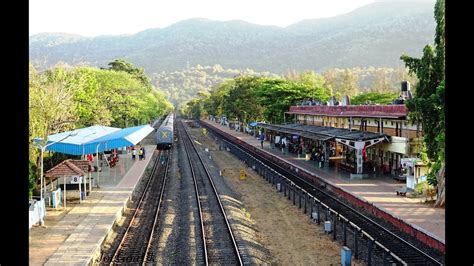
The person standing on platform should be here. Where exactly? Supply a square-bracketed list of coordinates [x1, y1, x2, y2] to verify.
[141, 147, 146, 160]
[132, 147, 137, 160]
[259, 134, 264, 149]
[320, 152, 325, 168]
[138, 147, 143, 160]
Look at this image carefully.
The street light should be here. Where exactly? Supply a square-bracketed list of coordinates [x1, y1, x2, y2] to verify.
[33, 130, 78, 226]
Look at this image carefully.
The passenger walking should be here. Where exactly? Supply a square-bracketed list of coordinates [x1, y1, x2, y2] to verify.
[259, 134, 264, 149]
[132, 148, 137, 160]
[320, 153, 325, 168]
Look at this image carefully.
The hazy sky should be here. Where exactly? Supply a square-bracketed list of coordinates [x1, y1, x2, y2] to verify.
[30, 0, 376, 37]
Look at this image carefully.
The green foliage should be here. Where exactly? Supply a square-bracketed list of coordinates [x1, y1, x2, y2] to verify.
[185, 99, 204, 119]
[255, 78, 320, 124]
[414, 181, 427, 196]
[401, 1, 444, 162]
[28, 60, 174, 197]
[322, 69, 359, 98]
[29, 65, 77, 144]
[400, 0, 444, 191]
[152, 65, 416, 112]
[191, 72, 332, 125]
[108, 59, 151, 90]
[152, 65, 279, 110]
[223, 76, 265, 123]
[427, 160, 441, 186]
[351, 92, 399, 105]
[29, 160, 37, 198]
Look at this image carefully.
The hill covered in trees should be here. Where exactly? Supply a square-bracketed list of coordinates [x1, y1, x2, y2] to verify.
[152, 64, 417, 108]
[29, 1, 435, 74]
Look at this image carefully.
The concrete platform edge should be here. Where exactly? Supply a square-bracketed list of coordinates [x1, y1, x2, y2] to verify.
[44, 148, 155, 265]
[201, 119, 445, 253]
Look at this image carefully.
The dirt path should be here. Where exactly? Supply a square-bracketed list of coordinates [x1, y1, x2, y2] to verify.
[189, 126, 362, 265]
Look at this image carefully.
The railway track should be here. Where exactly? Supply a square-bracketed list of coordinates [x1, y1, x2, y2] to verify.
[110, 150, 170, 264]
[203, 122, 443, 266]
[178, 120, 243, 265]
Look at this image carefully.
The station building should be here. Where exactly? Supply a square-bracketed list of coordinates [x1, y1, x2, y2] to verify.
[287, 103, 423, 172]
[258, 84, 427, 183]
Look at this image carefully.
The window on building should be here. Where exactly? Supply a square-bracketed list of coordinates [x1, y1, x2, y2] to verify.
[391, 121, 394, 126]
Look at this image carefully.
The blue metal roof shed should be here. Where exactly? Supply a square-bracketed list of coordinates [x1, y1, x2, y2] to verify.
[44, 126, 121, 155]
[87, 125, 155, 150]
[37, 124, 154, 156]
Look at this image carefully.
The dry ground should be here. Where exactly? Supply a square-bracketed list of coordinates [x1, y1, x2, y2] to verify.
[189, 127, 362, 265]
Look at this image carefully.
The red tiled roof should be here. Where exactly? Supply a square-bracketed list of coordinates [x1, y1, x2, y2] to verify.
[287, 105, 408, 118]
[44, 159, 89, 178]
[70, 160, 91, 173]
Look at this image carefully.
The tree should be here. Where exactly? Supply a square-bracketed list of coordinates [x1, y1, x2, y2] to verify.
[223, 76, 264, 123]
[29, 66, 78, 141]
[351, 92, 399, 105]
[323, 69, 358, 99]
[29, 65, 78, 196]
[108, 59, 151, 90]
[70, 67, 112, 126]
[339, 69, 359, 97]
[400, 0, 444, 207]
[255, 78, 303, 123]
[299, 71, 332, 100]
[372, 68, 395, 93]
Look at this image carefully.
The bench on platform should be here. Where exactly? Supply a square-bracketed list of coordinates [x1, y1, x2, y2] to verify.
[396, 186, 408, 196]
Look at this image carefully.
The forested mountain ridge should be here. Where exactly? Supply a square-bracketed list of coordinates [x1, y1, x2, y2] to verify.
[29, 1, 435, 74]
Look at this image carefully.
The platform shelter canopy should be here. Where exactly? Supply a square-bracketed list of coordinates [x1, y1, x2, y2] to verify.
[36, 124, 153, 156]
[257, 122, 388, 142]
[87, 124, 154, 151]
[40, 125, 121, 155]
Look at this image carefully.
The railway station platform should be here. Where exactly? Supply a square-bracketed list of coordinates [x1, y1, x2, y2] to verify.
[200, 119, 445, 251]
[29, 145, 156, 266]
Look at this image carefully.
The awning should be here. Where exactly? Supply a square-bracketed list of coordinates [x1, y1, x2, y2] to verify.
[37, 124, 154, 156]
[258, 122, 387, 142]
[43, 126, 121, 155]
[87, 124, 154, 150]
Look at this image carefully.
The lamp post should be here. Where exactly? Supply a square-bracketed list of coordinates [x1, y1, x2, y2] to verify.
[33, 130, 78, 226]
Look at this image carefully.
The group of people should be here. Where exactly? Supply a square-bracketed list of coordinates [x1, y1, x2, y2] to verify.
[108, 152, 119, 167]
[310, 146, 326, 168]
[131, 146, 146, 161]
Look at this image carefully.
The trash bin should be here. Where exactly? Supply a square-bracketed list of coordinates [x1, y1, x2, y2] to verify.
[341, 246, 352, 266]
[324, 221, 332, 233]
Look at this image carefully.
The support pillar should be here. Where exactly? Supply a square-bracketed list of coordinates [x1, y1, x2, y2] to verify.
[78, 176, 82, 203]
[356, 148, 363, 174]
[63, 176, 67, 209]
[96, 144, 100, 188]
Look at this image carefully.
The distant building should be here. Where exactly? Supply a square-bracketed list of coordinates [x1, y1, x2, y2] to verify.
[285, 102, 423, 176]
